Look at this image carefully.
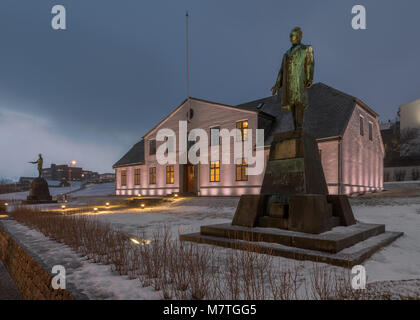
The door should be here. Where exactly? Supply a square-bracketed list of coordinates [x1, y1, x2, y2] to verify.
[184, 164, 195, 193]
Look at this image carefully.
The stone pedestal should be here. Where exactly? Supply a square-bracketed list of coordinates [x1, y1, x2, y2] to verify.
[260, 129, 328, 196]
[24, 178, 55, 204]
[232, 130, 355, 234]
[180, 130, 402, 267]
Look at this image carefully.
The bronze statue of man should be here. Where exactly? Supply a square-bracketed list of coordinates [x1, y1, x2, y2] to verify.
[29, 154, 43, 178]
[271, 27, 314, 130]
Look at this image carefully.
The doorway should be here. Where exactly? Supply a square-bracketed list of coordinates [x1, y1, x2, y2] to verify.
[183, 164, 195, 193]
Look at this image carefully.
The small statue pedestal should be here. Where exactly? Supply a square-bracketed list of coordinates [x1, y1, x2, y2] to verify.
[23, 178, 56, 204]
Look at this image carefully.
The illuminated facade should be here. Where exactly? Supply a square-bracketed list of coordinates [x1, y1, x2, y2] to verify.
[113, 83, 384, 196]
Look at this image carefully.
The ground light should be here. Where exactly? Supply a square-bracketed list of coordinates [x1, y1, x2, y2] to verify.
[61, 205, 66, 210]
[105, 202, 110, 208]
[93, 207, 98, 213]
[130, 238, 151, 245]
[140, 203, 145, 209]
[137, 193, 142, 197]
[174, 193, 179, 198]
[130, 238, 140, 245]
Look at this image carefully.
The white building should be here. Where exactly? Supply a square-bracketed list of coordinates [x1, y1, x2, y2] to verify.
[113, 83, 384, 196]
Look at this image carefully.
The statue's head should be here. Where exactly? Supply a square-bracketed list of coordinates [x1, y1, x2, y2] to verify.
[39, 154, 42, 158]
[290, 27, 302, 45]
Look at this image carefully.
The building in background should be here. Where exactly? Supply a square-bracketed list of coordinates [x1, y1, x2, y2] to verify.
[381, 98, 420, 182]
[42, 164, 98, 182]
[114, 83, 384, 196]
[99, 173, 116, 182]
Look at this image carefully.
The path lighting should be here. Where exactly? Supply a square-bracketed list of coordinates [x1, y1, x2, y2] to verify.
[93, 207, 98, 212]
[105, 202, 110, 207]
[140, 203, 145, 209]
[130, 238, 140, 245]
[137, 193, 142, 197]
[130, 238, 151, 246]
[174, 193, 179, 198]
[61, 205, 66, 210]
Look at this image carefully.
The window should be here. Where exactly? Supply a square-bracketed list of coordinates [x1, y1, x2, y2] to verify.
[210, 127, 220, 146]
[210, 161, 220, 182]
[121, 170, 127, 187]
[236, 158, 248, 181]
[166, 165, 174, 184]
[134, 168, 141, 185]
[149, 167, 156, 185]
[236, 120, 248, 141]
[149, 140, 156, 155]
[369, 122, 373, 141]
[359, 116, 364, 136]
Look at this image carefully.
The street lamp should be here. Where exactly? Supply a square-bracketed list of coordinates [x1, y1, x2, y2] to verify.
[69, 160, 77, 193]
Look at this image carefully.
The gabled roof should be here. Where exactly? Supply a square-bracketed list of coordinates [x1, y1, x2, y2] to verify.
[113, 82, 379, 168]
[143, 97, 273, 139]
[237, 82, 371, 144]
[113, 140, 144, 168]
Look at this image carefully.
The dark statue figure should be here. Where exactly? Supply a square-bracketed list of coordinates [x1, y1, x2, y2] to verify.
[29, 154, 43, 178]
[25, 153, 54, 204]
[271, 27, 314, 129]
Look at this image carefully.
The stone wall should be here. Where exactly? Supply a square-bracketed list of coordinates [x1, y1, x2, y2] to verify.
[0, 224, 74, 300]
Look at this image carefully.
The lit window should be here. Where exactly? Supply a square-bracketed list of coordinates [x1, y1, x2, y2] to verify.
[360, 116, 364, 136]
[369, 122, 373, 141]
[236, 120, 248, 141]
[149, 167, 156, 185]
[166, 165, 174, 184]
[210, 161, 220, 182]
[149, 140, 156, 155]
[134, 168, 141, 186]
[121, 170, 127, 187]
[236, 158, 248, 181]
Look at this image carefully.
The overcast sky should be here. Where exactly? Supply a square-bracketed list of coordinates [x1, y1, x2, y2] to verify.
[1, 0, 419, 179]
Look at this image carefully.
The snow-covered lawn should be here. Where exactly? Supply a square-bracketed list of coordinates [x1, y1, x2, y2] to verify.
[77, 195, 420, 284]
[2, 192, 420, 299]
[0, 181, 85, 200]
[70, 182, 115, 197]
[0, 219, 159, 300]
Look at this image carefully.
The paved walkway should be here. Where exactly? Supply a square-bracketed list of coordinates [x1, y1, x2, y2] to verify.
[0, 260, 22, 300]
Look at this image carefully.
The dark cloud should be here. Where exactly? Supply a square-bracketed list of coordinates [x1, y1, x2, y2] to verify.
[1, 0, 419, 178]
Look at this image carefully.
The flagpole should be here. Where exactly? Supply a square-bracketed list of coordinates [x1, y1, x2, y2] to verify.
[186, 10, 190, 99]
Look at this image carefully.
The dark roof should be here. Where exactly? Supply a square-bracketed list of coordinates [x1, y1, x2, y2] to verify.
[114, 83, 373, 168]
[237, 82, 359, 144]
[113, 140, 145, 168]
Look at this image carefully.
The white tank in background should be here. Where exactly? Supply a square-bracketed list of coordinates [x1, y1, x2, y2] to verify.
[399, 99, 420, 157]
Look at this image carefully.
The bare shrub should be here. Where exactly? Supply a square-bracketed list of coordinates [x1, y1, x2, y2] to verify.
[394, 170, 406, 181]
[8, 206, 397, 300]
[411, 169, 420, 181]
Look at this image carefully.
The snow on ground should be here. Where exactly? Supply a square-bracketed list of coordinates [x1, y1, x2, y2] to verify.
[0, 181, 84, 200]
[70, 183, 115, 197]
[350, 198, 420, 282]
[384, 181, 420, 190]
[3, 190, 420, 299]
[0, 219, 160, 300]
[83, 197, 238, 239]
[81, 196, 420, 284]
